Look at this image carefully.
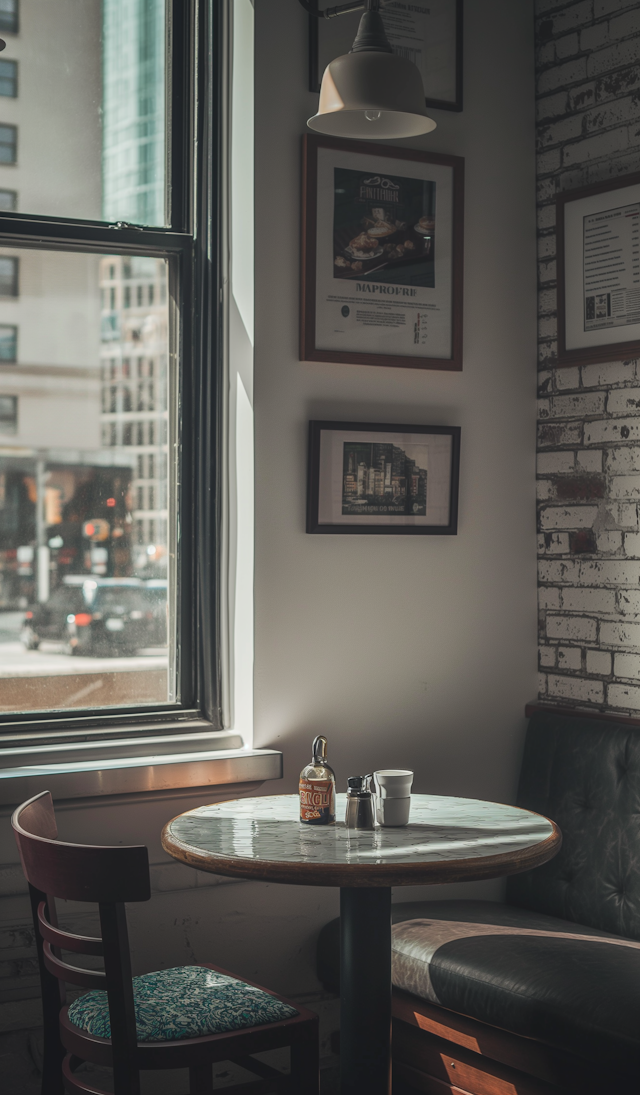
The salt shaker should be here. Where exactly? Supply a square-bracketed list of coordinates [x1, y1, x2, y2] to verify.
[344, 775, 375, 830]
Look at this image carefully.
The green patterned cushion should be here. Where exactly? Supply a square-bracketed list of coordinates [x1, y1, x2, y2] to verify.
[67, 965, 298, 1042]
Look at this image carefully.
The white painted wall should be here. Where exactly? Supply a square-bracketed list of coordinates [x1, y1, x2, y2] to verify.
[252, 0, 539, 841]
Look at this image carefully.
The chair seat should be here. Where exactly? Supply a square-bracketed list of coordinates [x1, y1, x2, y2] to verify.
[68, 964, 298, 1043]
[390, 900, 640, 1079]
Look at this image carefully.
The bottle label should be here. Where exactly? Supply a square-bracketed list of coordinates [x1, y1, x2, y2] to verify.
[300, 778, 335, 824]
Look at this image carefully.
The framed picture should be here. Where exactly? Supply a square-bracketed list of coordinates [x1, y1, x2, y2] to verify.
[309, 0, 463, 113]
[301, 135, 464, 371]
[557, 172, 640, 366]
[307, 420, 460, 535]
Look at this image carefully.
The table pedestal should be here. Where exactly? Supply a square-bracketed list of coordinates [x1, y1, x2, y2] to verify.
[340, 887, 392, 1095]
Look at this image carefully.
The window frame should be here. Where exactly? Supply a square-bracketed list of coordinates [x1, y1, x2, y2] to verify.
[0, 0, 225, 739]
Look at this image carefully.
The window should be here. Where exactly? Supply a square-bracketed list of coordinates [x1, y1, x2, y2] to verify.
[0, 59, 17, 98]
[0, 394, 16, 432]
[0, 189, 16, 211]
[0, 323, 16, 361]
[0, 0, 18, 35]
[0, 255, 17, 295]
[0, 124, 16, 164]
[0, 0, 240, 758]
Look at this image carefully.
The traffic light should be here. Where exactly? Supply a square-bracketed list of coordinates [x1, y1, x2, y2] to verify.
[82, 519, 110, 542]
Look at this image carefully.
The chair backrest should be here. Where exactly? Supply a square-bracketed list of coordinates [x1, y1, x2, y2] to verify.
[12, 791, 151, 1095]
[507, 711, 640, 941]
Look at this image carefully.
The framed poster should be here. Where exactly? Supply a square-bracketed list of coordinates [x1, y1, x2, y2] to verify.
[301, 135, 464, 371]
[309, 0, 463, 113]
[558, 173, 640, 366]
[307, 420, 460, 535]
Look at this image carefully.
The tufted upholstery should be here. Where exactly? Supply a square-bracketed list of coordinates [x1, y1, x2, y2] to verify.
[506, 711, 640, 938]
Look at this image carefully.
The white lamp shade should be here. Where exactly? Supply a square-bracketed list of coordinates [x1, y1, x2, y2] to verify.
[308, 51, 437, 140]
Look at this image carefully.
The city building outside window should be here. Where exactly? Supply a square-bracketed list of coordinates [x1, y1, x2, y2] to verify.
[0, 59, 17, 98]
[0, 0, 227, 740]
[0, 322, 16, 361]
[0, 393, 17, 432]
[0, 123, 16, 164]
[0, 0, 18, 35]
[0, 255, 17, 295]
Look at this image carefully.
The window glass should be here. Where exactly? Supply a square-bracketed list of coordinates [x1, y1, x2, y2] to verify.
[0, 188, 16, 210]
[0, 124, 16, 165]
[0, 322, 16, 360]
[0, 59, 17, 98]
[0, 0, 18, 35]
[0, 392, 16, 430]
[0, 1, 166, 224]
[0, 245, 176, 714]
[0, 255, 17, 295]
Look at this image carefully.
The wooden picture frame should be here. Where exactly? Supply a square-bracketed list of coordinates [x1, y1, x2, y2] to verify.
[557, 172, 640, 367]
[301, 135, 464, 371]
[308, 0, 464, 113]
[307, 420, 461, 535]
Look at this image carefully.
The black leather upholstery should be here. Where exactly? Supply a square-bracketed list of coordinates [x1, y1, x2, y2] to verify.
[507, 711, 640, 938]
[316, 712, 640, 1076]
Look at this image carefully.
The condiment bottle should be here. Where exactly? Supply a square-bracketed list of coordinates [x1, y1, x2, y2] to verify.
[299, 735, 336, 825]
[344, 774, 375, 830]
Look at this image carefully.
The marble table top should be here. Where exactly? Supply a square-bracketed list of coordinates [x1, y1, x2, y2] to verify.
[162, 794, 561, 888]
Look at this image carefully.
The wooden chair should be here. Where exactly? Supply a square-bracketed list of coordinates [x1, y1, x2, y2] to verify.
[12, 791, 319, 1095]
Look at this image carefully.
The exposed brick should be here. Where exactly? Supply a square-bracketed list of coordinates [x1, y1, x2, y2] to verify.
[548, 674, 604, 702]
[606, 387, 640, 413]
[597, 529, 623, 552]
[556, 32, 581, 59]
[540, 586, 562, 609]
[547, 615, 598, 640]
[537, 451, 576, 473]
[539, 645, 557, 667]
[538, 57, 588, 94]
[594, 0, 638, 16]
[586, 650, 612, 674]
[577, 448, 603, 471]
[624, 532, 640, 555]
[539, 285, 557, 313]
[548, 392, 606, 417]
[569, 81, 596, 110]
[609, 10, 640, 41]
[587, 40, 640, 77]
[581, 360, 636, 386]
[539, 558, 580, 582]
[606, 447, 640, 472]
[617, 590, 640, 614]
[585, 94, 640, 134]
[561, 586, 616, 612]
[600, 620, 640, 645]
[538, 372, 553, 396]
[553, 474, 605, 500]
[578, 559, 640, 583]
[554, 367, 580, 392]
[584, 418, 640, 443]
[609, 475, 640, 500]
[538, 148, 563, 174]
[537, 90, 572, 121]
[540, 505, 599, 529]
[538, 205, 557, 231]
[538, 421, 583, 446]
[538, 115, 583, 148]
[538, 531, 571, 554]
[607, 682, 640, 709]
[562, 125, 628, 164]
[538, 479, 553, 501]
[537, 2, 594, 41]
[613, 651, 640, 677]
[557, 645, 583, 669]
[616, 503, 639, 528]
[580, 22, 612, 52]
[596, 63, 640, 102]
[570, 528, 598, 553]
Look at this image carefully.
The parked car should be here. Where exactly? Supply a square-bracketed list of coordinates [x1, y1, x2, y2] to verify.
[21, 578, 168, 656]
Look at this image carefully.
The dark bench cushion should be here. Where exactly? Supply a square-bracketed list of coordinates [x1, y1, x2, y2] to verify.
[507, 711, 640, 938]
[317, 899, 640, 1079]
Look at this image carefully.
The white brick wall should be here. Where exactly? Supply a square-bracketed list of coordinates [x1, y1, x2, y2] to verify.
[536, 0, 640, 714]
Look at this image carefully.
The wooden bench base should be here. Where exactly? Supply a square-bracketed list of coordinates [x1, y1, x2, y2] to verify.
[391, 990, 627, 1095]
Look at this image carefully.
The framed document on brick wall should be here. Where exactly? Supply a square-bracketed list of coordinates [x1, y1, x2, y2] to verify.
[558, 173, 640, 366]
[309, 0, 463, 113]
[300, 135, 464, 371]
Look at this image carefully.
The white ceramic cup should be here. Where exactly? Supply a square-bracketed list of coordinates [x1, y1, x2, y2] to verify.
[373, 770, 414, 827]
[377, 796, 411, 827]
[374, 770, 414, 799]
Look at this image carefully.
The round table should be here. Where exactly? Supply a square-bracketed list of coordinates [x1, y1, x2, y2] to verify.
[162, 793, 561, 1095]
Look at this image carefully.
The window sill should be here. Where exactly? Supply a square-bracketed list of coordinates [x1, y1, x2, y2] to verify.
[0, 742, 282, 805]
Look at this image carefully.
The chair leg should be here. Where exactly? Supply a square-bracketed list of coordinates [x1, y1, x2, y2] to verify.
[189, 1063, 214, 1094]
[40, 1025, 65, 1095]
[290, 1022, 320, 1095]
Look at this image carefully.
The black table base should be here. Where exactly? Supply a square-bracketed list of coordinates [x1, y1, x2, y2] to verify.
[340, 887, 392, 1094]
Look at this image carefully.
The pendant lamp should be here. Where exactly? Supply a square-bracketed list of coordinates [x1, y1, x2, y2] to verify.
[306, 0, 436, 140]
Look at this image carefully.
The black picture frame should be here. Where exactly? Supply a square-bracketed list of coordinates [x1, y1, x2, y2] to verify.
[309, 0, 463, 113]
[307, 420, 460, 535]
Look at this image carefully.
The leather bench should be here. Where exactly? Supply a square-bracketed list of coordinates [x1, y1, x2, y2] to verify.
[316, 710, 640, 1094]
